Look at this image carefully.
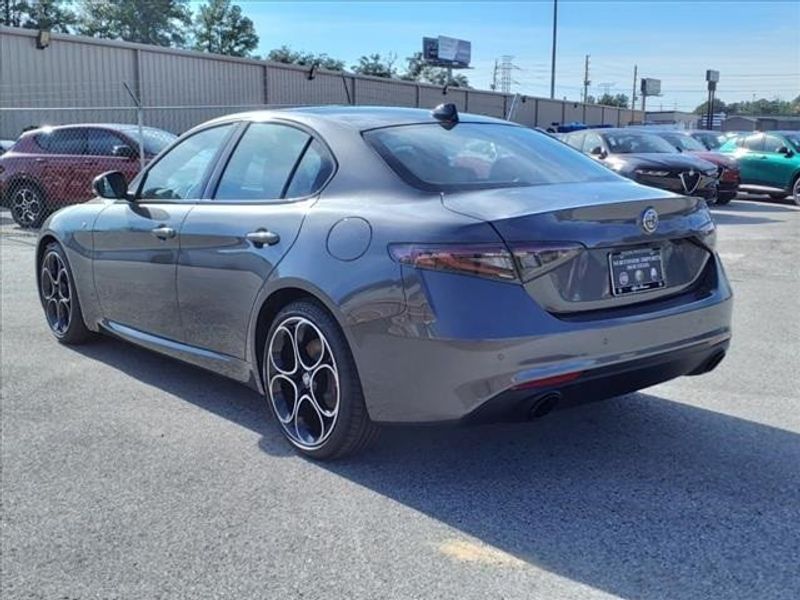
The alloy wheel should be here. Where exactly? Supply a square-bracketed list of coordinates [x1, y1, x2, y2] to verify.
[40, 250, 72, 336]
[794, 178, 800, 206]
[11, 186, 43, 227]
[266, 316, 340, 449]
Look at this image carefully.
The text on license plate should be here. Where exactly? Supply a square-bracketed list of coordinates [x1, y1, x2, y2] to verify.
[608, 247, 666, 296]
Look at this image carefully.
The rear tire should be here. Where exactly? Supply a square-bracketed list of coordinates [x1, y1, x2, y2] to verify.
[792, 177, 800, 206]
[10, 181, 47, 228]
[38, 242, 93, 345]
[263, 299, 379, 460]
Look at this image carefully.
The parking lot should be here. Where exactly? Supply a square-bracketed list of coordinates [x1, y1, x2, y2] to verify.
[1, 197, 798, 599]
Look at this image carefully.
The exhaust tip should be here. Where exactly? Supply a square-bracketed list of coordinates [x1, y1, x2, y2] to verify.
[528, 392, 562, 420]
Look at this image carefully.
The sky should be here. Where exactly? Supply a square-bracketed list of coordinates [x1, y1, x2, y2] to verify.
[222, 0, 800, 113]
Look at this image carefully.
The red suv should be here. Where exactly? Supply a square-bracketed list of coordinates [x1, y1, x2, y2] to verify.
[0, 124, 175, 227]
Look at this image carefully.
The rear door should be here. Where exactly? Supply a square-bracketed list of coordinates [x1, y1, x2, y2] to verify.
[92, 123, 236, 341]
[38, 127, 93, 204]
[177, 120, 335, 359]
[736, 134, 765, 185]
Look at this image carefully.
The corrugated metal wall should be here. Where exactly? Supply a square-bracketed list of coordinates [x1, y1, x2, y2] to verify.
[0, 26, 643, 138]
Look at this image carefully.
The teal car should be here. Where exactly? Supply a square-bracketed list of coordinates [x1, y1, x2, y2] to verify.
[719, 131, 800, 205]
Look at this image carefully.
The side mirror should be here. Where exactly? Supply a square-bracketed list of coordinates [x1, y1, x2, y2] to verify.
[111, 144, 137, 159]
[93, 171, 128, 200]
[590, 146, 606, 158]
[778, 146, 794, 157]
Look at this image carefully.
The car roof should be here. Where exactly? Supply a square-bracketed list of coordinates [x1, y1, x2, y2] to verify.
[204, 105, 512, 132]
[20, 123, 167, 136]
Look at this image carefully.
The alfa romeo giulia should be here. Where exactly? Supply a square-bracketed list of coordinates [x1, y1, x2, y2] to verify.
[36, 105, 733, 459]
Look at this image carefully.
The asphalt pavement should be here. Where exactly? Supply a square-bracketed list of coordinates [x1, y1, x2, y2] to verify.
[1, 196, 799, 600]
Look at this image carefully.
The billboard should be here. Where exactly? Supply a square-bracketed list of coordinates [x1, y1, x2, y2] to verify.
[640, 78, 661, 96]
[421, 36, 471, 68]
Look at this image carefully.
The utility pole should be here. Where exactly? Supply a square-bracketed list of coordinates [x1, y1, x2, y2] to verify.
[491, 59, 499, 91]
[631, 64, 638, 111]
[549, 0, 558, 98]
[582, 54, 591, 103]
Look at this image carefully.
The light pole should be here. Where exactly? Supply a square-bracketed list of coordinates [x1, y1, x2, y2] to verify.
[550, 0, 558, 99]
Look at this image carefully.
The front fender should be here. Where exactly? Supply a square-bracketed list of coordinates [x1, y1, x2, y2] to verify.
[36, 201, 110, 331]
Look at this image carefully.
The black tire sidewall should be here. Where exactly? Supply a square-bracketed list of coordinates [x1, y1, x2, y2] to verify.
[39, 242, 91, 344]
[263, 300, 368, 460]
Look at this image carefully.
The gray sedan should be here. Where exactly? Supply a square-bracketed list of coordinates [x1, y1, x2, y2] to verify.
[36, 105, 733, 459]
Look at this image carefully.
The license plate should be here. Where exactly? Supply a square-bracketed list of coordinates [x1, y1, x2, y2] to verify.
[608, 247, 666, 296]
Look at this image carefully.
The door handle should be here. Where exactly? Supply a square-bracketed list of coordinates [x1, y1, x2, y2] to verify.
[246, 229, 280, 247]
[34, 157, 46, 163]
[151, 225, 176, 240]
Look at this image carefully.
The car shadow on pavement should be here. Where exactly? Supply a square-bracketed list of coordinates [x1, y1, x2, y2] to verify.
[322, 398, 800, 600]
[74, 336, 799, 599]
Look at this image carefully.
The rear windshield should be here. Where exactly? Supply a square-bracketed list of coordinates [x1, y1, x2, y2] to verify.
[363, 123, 618, 191]
[118, 126, 177, 155]
[603, 132, 677, 154]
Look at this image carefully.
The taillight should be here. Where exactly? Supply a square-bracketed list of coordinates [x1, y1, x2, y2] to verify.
[389, 244, 517, 281]
[695, 219, 717, 251]
[389, 242, 582, 283]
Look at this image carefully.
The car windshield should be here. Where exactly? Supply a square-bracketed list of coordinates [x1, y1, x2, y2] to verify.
[603, 132, 677, 154]
[659, 133, 706, 152]
[118, 126, 177, 155]
[363, 123, 618, 191]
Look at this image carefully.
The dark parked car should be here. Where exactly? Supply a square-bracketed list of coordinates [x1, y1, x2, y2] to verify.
[36, 106, 732, 459]
[639, 129, 740, 204]
[688, 130, 727, 151]
[0, 123, 176, 227]
[562, 128, 720, 201]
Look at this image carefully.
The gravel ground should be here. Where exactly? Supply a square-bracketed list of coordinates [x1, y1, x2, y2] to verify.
[1, 196, 799, 600]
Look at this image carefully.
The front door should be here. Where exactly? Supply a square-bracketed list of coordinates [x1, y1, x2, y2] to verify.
[177, 121, 335, 359]
[760, 133, 797, 190]
[92, 123, 236, 341]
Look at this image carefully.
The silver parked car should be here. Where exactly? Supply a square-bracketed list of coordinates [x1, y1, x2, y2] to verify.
[36, 106, 733, 459]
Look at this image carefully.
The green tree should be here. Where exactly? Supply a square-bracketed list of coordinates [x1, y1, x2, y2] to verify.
[193, 0, 257, 57]
[352, 53, 397, 79]
[24, 0, 76, 32]
[1, 0, 28, 27]
[400, 52, 470, 88]
[2, 0, 75, 31]
[77, 0, 192, 47]
[266, 45, 345, 71]
[693, 97, 728, 115]
[593, 92, 629, 108]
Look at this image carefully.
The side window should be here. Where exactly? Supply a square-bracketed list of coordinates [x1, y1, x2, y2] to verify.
[763, 134, 785, 153]
[40, 129, 87, 155]
[743, 134, 763, 151]
[87, 129, 126, 156]
[564, 132, 585, 151]
[139, 124, 233, 201]
[214, 123, 310, 202]
[582, 132, 603, 153]
[285, 139, 335, 198]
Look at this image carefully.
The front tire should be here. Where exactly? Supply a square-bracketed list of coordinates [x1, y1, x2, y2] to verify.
[263, 300, 378, 460]
[10, 181, 47, 228]
[716, 192, 735, 205]
[792, 177, 800, 206]
[38, 242, 93, 344]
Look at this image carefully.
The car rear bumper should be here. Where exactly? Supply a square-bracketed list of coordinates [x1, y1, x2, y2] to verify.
[352, 254, 733, 423]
